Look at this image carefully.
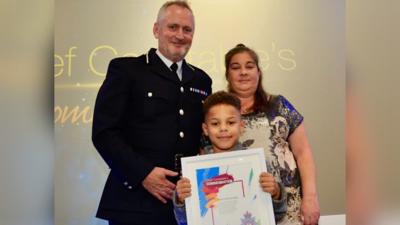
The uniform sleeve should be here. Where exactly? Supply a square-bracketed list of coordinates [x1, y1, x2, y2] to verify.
[198, 73, 212, 152]
[277, 95, 304, 136]
[92, 58, 154, 189]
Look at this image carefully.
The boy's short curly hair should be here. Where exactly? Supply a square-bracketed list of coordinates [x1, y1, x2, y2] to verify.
[203, 91, 241, 116]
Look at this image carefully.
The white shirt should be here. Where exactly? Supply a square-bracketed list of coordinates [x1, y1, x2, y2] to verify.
[156, 50, 183, 80]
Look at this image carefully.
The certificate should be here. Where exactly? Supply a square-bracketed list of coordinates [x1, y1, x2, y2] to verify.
[181, 148, 276, 225]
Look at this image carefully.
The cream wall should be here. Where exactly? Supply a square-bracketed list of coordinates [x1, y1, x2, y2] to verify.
[55, 1, 345, 224]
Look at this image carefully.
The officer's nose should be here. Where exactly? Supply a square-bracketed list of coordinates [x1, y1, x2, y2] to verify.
[175, 29, 184, 40]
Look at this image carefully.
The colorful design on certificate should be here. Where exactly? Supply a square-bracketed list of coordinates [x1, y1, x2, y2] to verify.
[195, 164, 256, 225]
[196, 166, 220, 217]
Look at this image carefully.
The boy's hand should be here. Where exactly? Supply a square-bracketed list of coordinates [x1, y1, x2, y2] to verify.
[176, 177, 192, 203]
[259, 172, 280, 200]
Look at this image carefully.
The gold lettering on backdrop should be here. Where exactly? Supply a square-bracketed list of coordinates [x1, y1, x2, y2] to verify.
[54, 105, 93, 124]
[54, 43, 296, 88]
[66, 46, 77, 76]
[54, 54, 64, 77]
[54, 106, 63, 122]
[278, 49, 296, 71]
[89, 45, 118, 77]
[257, 50, 271, 71]
[54, 46, 77, 77]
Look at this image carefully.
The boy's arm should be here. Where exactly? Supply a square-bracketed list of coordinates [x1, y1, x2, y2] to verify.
[173, 177, 192, 225]
[172, 190, 187, 225]
[272, 182, 287, 222]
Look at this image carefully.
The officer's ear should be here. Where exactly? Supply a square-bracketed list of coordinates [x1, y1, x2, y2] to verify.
[202, 122, 209, 136]
[153, 22, 160, 39]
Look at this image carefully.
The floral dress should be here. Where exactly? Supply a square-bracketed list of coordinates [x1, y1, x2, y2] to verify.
[240, 95, 304, 225]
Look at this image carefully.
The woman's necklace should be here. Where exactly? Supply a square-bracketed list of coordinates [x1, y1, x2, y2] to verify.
[240, 101, 254, 114]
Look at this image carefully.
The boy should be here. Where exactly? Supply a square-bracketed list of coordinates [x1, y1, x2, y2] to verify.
[173, 91, 287, 225]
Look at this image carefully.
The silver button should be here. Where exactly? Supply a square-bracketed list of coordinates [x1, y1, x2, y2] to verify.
[180, 87, 184, 93]
[123, 181, 128, 186]
[147, 92, 152, 97]
[179, 131, 184, 138]
[179, 109, 184, 115]
[128, 185, 132, 189]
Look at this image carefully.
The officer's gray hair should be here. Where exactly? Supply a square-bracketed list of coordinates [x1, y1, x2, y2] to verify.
[156, 1, 193, 23]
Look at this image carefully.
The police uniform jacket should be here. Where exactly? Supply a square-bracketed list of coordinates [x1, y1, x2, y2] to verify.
[92, 48, 212, 224]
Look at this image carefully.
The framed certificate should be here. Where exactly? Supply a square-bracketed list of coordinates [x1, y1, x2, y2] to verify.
[181, 148, 276, 225]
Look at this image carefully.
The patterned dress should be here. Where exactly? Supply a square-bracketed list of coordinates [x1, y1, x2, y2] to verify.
[240, 95, 304, 225]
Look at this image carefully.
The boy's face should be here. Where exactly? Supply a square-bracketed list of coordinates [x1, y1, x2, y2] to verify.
[202, 104, 244, 153]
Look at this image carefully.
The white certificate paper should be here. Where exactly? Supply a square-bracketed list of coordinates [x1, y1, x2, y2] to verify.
[181, 148, 276, 225]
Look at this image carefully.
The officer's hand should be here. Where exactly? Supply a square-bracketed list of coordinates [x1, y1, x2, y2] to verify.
[176, 177, 191, 203]
[142, 167, 178, 204]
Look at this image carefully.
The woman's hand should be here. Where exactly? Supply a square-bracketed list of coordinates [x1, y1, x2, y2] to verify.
[300, 195, 320, 225]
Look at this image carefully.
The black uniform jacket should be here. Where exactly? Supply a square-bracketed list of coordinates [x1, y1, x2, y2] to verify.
[92, 48, 212, 224]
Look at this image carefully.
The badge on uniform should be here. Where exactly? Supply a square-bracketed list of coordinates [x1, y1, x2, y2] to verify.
[189, 87, 208, 97]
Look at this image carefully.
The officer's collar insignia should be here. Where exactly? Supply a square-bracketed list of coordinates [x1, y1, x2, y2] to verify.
[189, 87, 208, 96]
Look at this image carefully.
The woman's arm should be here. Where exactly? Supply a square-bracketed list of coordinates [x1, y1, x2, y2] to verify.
[289, 122, 320, 225]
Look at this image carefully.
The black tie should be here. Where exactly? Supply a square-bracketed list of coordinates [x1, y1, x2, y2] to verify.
[170, 63, 181, 80]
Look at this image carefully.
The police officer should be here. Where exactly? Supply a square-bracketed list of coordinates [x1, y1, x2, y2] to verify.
[92, 1, 212, 225]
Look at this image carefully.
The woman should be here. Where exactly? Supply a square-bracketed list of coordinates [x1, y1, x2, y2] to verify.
[225, 44, 320, 225]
